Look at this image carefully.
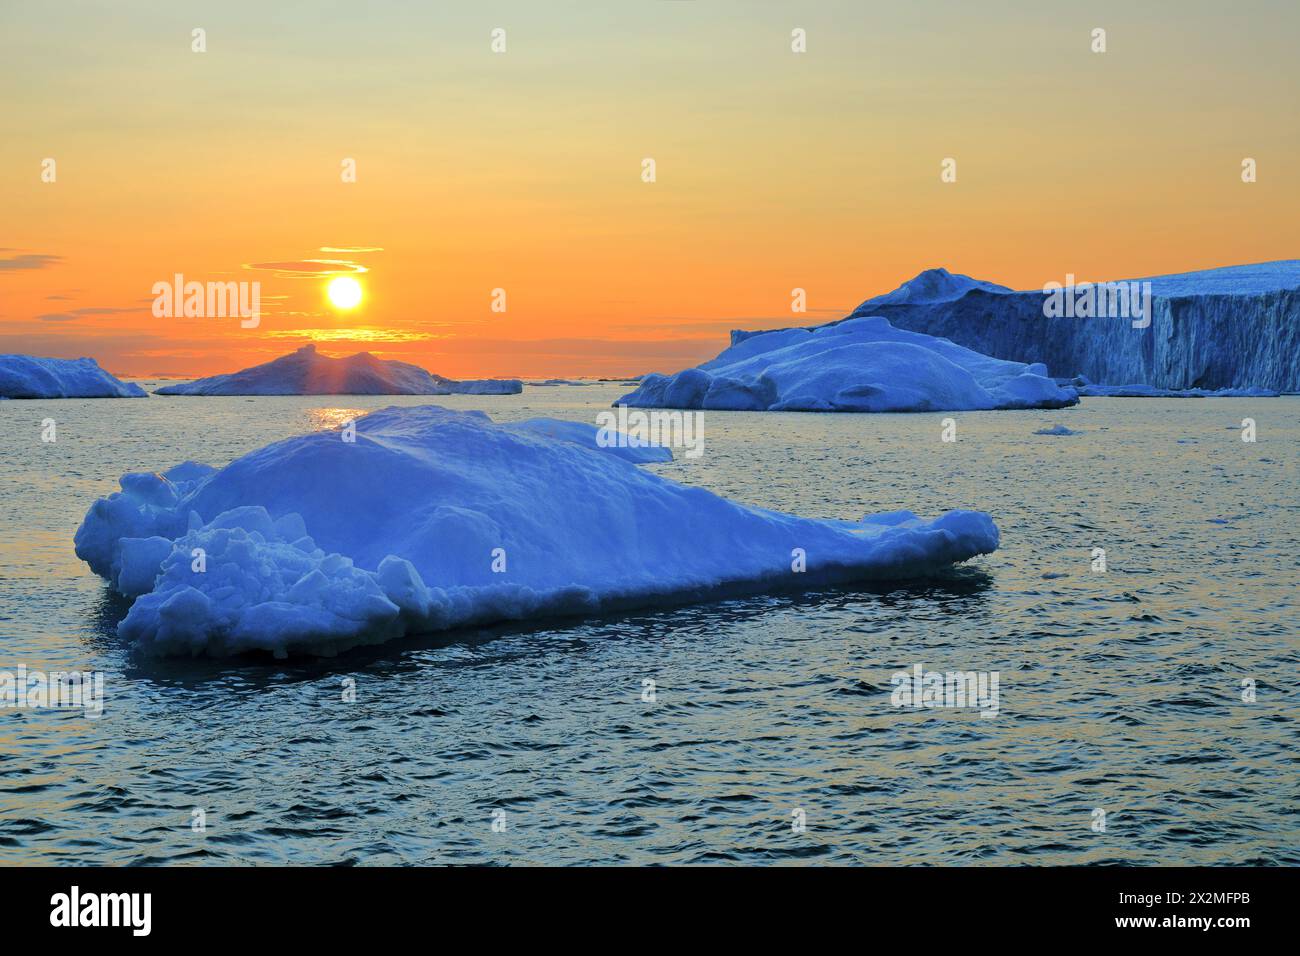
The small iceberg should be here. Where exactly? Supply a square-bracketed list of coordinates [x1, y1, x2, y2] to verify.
[1033, 424, 1082, 435]
[616, 316, 1078, 412]
[0, 354, 146, 399]
[154, 345, 522, 396]
[74, 405, 998, 657]
[1077, 383, 1280, 398]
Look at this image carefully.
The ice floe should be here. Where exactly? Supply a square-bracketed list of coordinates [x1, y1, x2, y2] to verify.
[75, 405, 998, 657]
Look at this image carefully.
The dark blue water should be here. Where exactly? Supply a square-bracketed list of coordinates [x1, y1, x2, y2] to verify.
[1, 386, 1296, 864]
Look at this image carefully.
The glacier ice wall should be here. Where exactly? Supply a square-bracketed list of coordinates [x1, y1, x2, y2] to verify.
[832, 262, 1300, 392]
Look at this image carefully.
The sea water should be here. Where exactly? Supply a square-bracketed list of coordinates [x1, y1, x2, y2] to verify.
[0, 386, 1295, 864]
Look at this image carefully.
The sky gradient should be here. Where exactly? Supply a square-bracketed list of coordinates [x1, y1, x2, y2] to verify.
[2, 0, 1297, 379]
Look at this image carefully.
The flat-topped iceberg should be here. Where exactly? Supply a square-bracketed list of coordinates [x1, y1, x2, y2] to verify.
[154, 345, 521, 396]
[0, 354, 146, 399]
[616, 316, 1078, 412]
[835, 261, 1300, 392]
[74, 405, 997, 657]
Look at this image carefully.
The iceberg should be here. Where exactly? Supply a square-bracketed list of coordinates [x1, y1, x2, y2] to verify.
[834, 261, 1300, 392]
[444, 377, 524, 395]
[154, 345, 522, 396]
[74, 405, 997, 657]
[0, 354, 146, 399]
[616, 316, 1078, 412]
[1074, 383, 1280, 398]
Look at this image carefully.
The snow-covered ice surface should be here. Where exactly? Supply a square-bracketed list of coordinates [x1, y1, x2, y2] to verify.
[617, 316, 1078, 412]
[0, 354, 146, 399]
[154, 345, 522, 396]
[74, 404, 998, 657]
[829, 260, 1300, 392]
[505, 417, 674, 463]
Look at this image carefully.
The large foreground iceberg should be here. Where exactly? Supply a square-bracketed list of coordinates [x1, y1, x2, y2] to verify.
[0, 355, 146, 398]
[834, 262, 1300, 392]
[74, 405, 997, 657]
[155, 345, 521, 396]
[616, 316, 1078, 412]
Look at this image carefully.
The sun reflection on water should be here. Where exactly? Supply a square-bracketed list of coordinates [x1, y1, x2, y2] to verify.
[306, 407, 368, 431]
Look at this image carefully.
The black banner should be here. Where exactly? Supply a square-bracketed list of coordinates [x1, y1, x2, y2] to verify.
[1, 866, 1286, 942]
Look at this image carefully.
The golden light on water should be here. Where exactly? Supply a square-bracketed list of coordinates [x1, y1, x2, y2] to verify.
[307, 407, 367, 431]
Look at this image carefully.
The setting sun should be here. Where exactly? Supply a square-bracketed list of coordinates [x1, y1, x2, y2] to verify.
[326, 276, 363, 310]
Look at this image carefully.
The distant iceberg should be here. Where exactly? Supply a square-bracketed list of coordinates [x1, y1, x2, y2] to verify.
[833, 261, 1300, 392]
[0, 354, 146, 399]
[74, 405, 997, 657]
[1075, 383, 1280, 398]
[154, 345, 522, 396]
[616, 316, 1078, 412]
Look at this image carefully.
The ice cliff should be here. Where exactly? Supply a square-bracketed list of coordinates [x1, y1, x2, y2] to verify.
[831, 262, 1300, 392]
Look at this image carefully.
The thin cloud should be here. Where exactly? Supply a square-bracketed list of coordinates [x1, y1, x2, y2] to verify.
[0, 253, 62, 272]
[263, 328, 441, 343]
[37, 305, 144, 322]
[244, 259, 368, 278]
[319, 246, 384, 253]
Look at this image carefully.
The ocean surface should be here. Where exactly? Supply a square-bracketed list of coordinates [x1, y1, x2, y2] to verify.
[1, 385, 1296, 865]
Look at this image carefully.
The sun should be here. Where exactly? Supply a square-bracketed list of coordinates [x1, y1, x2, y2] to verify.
[326, 276, 363, 309]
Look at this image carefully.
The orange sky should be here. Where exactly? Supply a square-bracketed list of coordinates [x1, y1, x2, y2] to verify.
[2, 1, 1297, 379]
